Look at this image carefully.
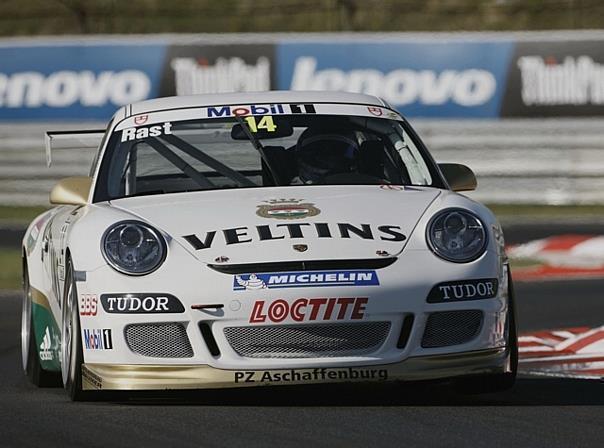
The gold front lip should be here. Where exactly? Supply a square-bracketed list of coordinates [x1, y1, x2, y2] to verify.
[82, 347, 508, 391]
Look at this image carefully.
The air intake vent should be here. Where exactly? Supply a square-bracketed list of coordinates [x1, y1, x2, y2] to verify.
[397, 314, 415, 349]
[421, 310, 483, 348]
[125, 323, 193, 358]
[208, 258, 397, 274]
[224, 322, 391, 359]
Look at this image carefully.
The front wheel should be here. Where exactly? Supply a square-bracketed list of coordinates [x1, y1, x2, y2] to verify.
[456, 269, 518, 394]
[61, 258, 87, 401]
[21, 261, 60, 387]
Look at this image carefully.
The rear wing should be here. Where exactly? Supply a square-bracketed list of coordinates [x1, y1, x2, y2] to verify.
[44, 129, 105, 167]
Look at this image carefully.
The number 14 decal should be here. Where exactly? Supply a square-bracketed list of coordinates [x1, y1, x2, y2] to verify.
[244, 115, 277, 133]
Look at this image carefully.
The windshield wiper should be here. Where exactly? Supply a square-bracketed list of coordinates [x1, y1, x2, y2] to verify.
[234, 116, 280, 184]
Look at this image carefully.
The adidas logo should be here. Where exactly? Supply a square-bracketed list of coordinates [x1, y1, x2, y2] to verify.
[39, 327, 53, 361]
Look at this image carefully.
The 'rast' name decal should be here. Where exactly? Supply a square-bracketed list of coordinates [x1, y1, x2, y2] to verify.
[234, 270, 379, 290]
[121, 122, 173, 142]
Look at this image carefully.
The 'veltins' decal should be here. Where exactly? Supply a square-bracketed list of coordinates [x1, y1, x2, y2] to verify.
[183, 222, 406, 250]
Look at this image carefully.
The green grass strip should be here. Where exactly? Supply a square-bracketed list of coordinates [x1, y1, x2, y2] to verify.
[0, 206, 49, 223]
[0, 249, 22, 290]
[487, 204, 604, 218]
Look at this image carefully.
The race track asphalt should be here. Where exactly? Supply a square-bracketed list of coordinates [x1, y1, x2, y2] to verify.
[0, 280, 602, 448]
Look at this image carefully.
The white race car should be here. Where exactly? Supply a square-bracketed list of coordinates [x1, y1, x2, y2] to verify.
[21, 91, 517, 400]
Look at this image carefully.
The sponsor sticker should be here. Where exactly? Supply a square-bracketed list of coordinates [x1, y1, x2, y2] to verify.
[121, 122, 173, 142]
[83, 329, 113, 350]
[82, 367, 103, 390]
[379, 184, 404, 191]
[234, 270, 379, 290]
[39, 327, 53, 361]
[249, 297, 369, 323]
[207, 104, 286, 118]
[183, 222, 406, 250]
[100, 293, 185, 313]
[134, 114, 148, 125]
[234, 367, 388, 384]
[289, 103, 316, 114]
[427, 278, 498, 303]
[256, 199, 321, 220]
[79, 294, 98, 316]
[367, 106, 383, 116]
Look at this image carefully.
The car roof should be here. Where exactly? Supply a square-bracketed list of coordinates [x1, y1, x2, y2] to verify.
[126, 90, 388, 117]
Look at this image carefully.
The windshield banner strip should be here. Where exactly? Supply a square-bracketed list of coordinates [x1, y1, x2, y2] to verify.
[115, 104, 400, 131]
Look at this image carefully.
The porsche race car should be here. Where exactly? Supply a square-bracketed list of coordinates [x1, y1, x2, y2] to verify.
[21, 91, 517, 400]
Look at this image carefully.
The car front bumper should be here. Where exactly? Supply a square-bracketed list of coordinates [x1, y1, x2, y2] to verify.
[82, 346, 509, 390]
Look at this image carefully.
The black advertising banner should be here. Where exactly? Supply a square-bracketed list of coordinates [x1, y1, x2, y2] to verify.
[159, 44, 276, 98]
[501, 40, 604, 117]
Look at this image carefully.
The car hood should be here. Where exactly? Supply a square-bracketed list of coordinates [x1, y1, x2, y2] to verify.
[109, 185, 440, 265]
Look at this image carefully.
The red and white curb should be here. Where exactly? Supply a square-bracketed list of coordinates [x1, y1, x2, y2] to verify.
[509, 235, 604, 281]
[519, 326, 604, 379]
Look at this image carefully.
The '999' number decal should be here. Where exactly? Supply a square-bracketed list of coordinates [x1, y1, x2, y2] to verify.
[79, 294, 98, 316]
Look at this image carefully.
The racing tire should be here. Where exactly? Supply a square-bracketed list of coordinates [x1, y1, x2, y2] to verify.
[455, 268, 518, 394]
[61, 258, 90, 401]
[21, 259, 61, 387]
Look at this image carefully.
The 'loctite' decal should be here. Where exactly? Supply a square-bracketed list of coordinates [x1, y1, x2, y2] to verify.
[249, 297, 369, 323]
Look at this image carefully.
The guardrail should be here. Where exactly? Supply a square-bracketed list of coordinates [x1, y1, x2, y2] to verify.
[1, 118, 603, 206]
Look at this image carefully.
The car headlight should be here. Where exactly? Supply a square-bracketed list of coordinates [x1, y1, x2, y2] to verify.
[427, 209, 487, 263]
[102, 221, 167, 275]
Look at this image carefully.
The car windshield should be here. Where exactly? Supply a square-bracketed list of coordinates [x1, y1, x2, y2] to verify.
[94, 110, 438, 201]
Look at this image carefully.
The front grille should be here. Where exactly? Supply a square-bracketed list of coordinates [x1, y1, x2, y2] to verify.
[224, 322, 391, 359]
[124, 323, 193, 358]
[208, 258, 397, 274]
[421, 310, 483, 348]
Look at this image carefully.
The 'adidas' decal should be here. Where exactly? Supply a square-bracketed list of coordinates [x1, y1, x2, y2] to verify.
[39, 327, 53, 361]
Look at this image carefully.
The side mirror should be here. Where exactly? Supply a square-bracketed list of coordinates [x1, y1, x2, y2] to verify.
[50, 177, 92, 205]
[438, 163, 477, 192]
